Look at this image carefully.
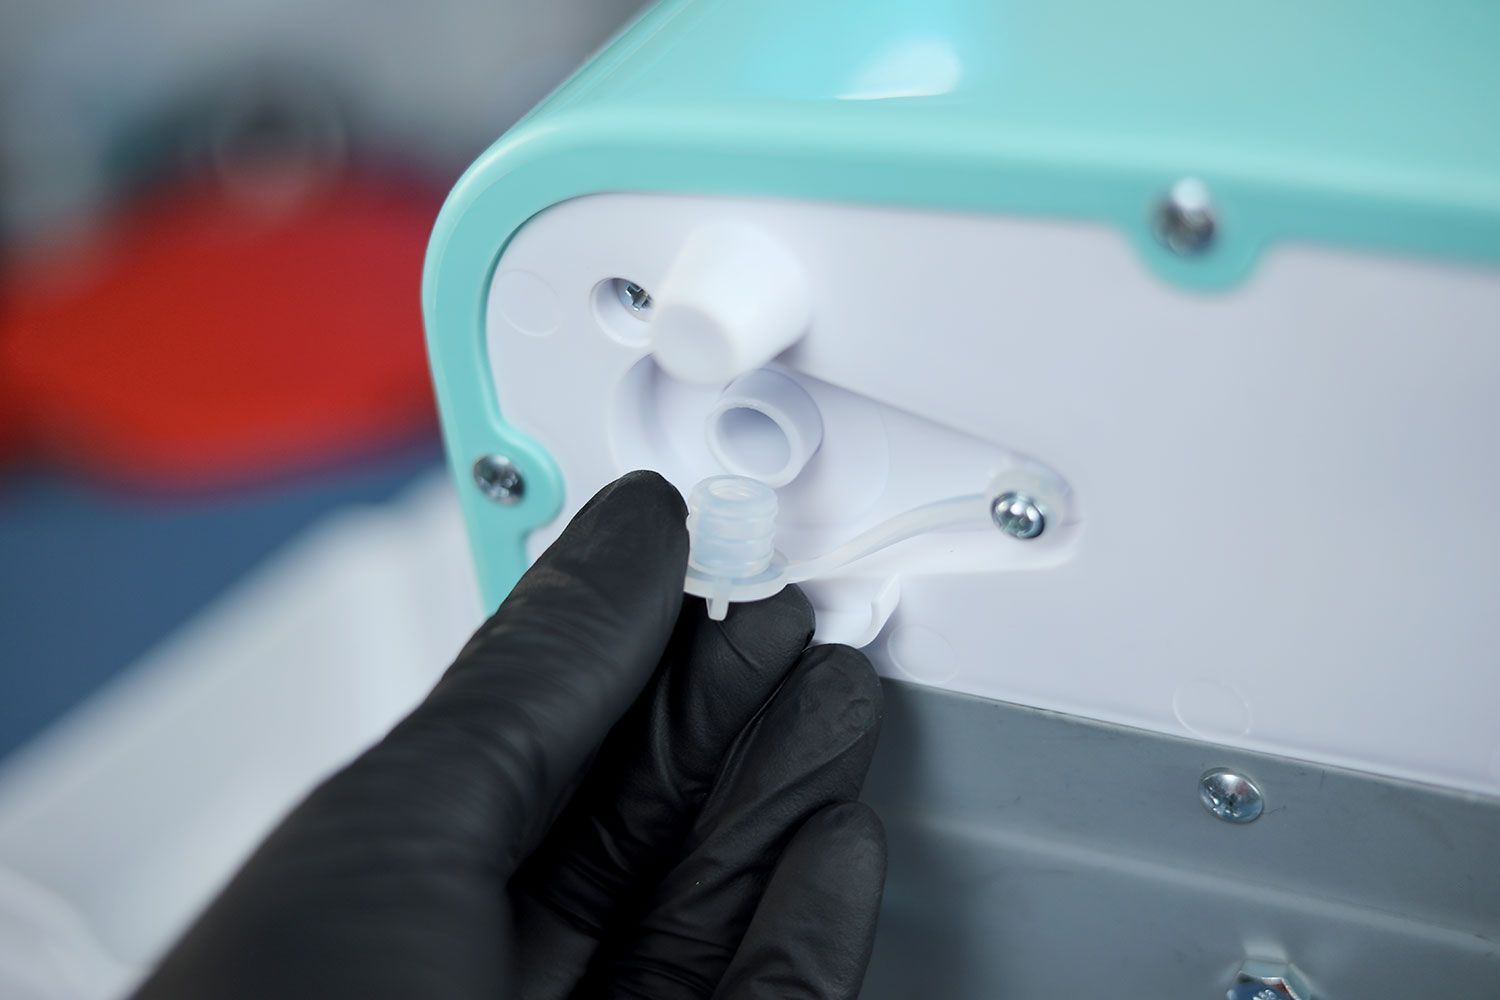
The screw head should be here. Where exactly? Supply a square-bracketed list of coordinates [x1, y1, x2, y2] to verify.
[1199, 768, 1264, 824]
[473, 455, 524, 504]
[1153, 177, 1216, 256]
[991, 492, 1046, 540]
[1229, 986, 1300, 1000]
[1229, 960, 1312, 1000]
[616, 279, 654, 315]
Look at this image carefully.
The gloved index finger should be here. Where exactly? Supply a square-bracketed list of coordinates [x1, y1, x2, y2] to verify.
[352, 470, 690, 876]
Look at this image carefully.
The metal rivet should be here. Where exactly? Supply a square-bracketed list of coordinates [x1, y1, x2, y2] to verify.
[1153, 177, 1216, 256]
[615, 279, 654, 315]
[991, 492, 1045, 540]
[473, 455, 524, 504]
[1199, 768, 1264, 824]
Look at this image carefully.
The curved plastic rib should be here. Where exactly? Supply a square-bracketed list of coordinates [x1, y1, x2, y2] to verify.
[784, 493, 987, 584]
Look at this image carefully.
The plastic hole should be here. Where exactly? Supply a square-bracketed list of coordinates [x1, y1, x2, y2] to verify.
[712, 406, 792, 481]
[592, 277, 654, 346]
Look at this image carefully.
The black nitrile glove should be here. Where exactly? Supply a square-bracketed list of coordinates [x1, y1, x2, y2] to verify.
[134, 471, 886, 1000]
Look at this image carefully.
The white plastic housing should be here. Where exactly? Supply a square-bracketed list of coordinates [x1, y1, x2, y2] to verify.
[484, 191, 1500, 799]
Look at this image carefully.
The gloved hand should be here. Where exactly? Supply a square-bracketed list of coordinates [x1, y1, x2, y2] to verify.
[134, 471, 886, 999]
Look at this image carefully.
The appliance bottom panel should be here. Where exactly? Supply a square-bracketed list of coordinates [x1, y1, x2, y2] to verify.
[861, 682, 1500, 998]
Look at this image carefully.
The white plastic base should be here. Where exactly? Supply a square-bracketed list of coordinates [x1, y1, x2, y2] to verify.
[486, 191, 1500, 799]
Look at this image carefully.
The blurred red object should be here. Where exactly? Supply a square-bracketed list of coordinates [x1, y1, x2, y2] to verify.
[0, 175, 441, 489]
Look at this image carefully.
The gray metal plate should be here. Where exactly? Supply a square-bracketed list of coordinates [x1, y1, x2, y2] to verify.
[861, 681, 1500, 998]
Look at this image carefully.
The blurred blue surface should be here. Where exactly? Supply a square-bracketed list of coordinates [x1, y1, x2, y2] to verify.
[0, 442, 444, 761]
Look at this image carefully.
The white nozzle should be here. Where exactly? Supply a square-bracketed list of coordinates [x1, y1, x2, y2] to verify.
[650, 224, 811, 385]
[706, 369, 824, 487]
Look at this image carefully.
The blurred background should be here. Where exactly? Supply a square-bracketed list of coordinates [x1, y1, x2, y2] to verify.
[0, 2, 642, 995]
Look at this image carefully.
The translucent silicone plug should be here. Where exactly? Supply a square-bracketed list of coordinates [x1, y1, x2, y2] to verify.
[683, 474, 991, 620]
[683, 476, 789, 620]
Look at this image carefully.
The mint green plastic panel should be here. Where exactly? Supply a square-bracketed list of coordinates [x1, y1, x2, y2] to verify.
[423, 0, 1500, 609]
